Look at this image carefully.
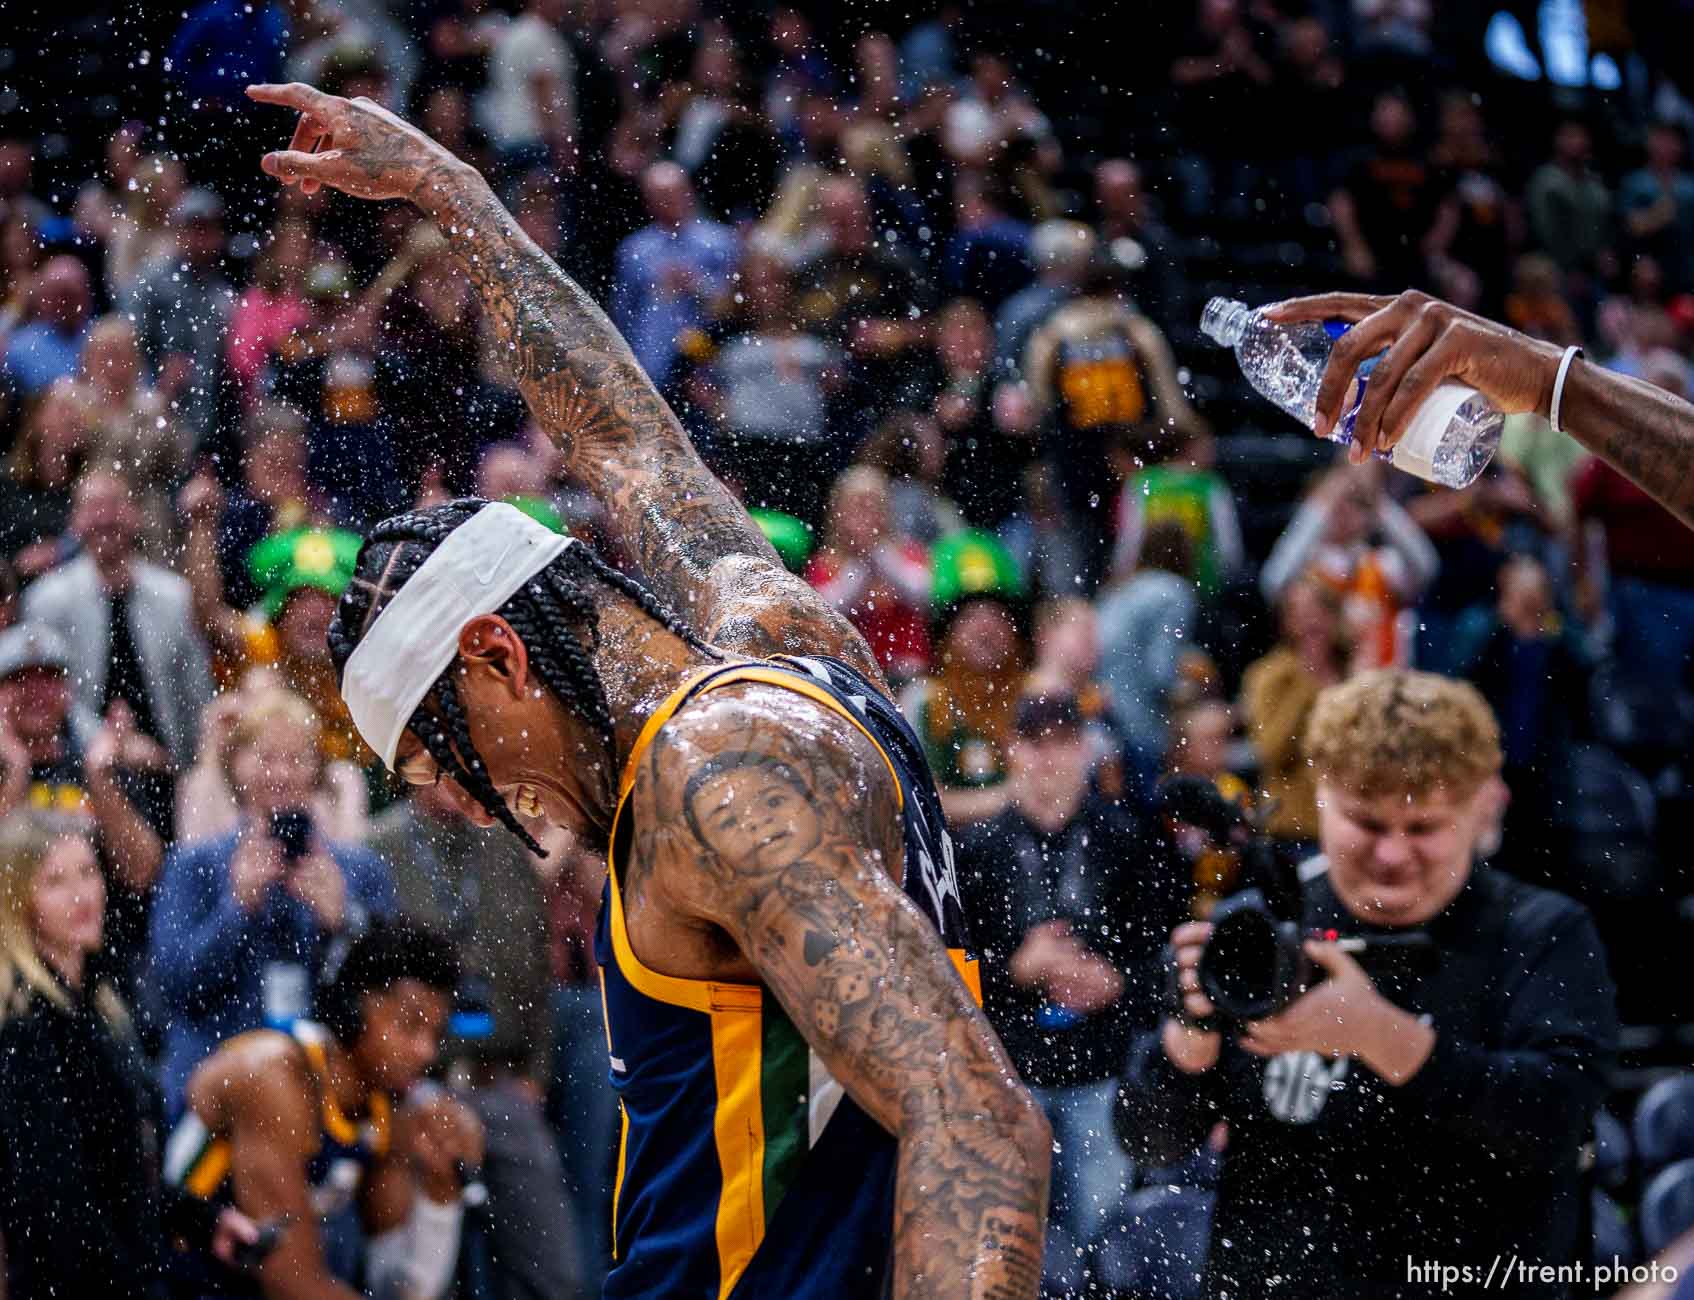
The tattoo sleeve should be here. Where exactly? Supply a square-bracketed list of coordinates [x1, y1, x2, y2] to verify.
[413, 162, 884, 682]
[1564, 360, 1694, 530]
[636, 688, 1051, 1299]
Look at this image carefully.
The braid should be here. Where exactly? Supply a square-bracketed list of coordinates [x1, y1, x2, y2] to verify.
[565, 544, 724, 662]
[411, 673, 545, 856]
[328, 497, 722, 858]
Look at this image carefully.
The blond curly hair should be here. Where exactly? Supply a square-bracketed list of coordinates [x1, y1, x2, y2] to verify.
[1305, 669, 1502, 799]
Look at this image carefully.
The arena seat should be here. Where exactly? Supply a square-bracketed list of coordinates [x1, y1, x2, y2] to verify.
[1634, 1076, 1694, 1175]
[1639, 1159, 1694, 1256]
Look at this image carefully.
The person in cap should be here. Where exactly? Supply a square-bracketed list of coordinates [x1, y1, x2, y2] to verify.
[250, 80, 1049, 1299]
[898, 527, 1032, 825]
[0, 621, 171, 996]
[954, 683, 1184, 1291]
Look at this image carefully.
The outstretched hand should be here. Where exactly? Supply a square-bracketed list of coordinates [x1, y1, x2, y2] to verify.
[1264, 290, 1565, 464]
[247, 82, 456, 201]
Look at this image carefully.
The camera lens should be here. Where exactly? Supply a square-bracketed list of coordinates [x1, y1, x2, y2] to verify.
[1200, 907, 1283, 1021]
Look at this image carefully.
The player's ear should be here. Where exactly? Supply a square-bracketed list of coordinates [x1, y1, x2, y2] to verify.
[458, 614, 530, 698]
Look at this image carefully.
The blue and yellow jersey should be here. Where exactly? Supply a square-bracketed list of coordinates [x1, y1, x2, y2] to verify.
[596, 653, 979, 1300]
[163, 1020, 392, 1219]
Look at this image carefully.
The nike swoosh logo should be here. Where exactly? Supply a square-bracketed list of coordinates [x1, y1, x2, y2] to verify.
[475, 536, 519, 586]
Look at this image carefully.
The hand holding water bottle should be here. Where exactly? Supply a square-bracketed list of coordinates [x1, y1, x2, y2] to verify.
[1260, 290, 1567, 469]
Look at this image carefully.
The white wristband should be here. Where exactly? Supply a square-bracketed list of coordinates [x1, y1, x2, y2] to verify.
[1549, 344, 1583, 436]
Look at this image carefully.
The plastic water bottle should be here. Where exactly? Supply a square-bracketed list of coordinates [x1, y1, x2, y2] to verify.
[1199, 297, 1503, 488]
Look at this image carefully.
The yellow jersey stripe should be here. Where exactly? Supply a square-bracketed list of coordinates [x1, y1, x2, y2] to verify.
[612, 1097, 629, 1263]
[710, 1000, 768, 1299]
[949, 949, 984, 1007]
[184, 1138, 232, 1200]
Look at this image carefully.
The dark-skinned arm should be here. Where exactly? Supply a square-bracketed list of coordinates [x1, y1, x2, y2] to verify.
[186, 1041, 365, 1300]
[245, 82, 884, 684]
[1265, 290, 1694, 530]
[631, 687, 1051, 1299]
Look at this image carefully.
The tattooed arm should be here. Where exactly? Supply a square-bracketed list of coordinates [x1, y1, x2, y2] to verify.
[246, 83, 886, 683]
[1267, 290, 1694, 529]
[630, 686, 1051, 1299]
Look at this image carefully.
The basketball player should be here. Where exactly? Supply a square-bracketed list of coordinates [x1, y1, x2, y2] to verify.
[248, 83, 1050, 1298]
[167, 922, 481, 1299]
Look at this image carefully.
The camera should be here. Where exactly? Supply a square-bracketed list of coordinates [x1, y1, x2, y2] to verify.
[269, 808, 312, 865]
[1195, 889, 1438, 1023]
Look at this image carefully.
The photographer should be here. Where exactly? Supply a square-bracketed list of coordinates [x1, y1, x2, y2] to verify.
[1116, 670, 1618, 1298]
[149, 688, 395, 1113]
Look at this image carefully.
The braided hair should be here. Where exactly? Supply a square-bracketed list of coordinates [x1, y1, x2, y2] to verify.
[327, 499, 722, 855]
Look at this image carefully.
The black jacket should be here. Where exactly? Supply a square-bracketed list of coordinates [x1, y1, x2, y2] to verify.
[1116, 863, 1619, 1299]
[0, 971, 219, 1299]
[956, 790, 1187, 1089]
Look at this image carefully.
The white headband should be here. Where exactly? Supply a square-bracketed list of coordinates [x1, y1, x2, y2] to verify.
[342, 502, 572, 770]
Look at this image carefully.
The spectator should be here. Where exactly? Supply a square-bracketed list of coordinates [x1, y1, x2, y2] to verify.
[1168, 0, 1273, 217]
[1570, 353, 1694, 701]
[901, 529, 1031, 825]
[1028, 595, 1132, 798]
[1619, 122, 1694, 294]
[794, 172, 936, 419]
[180, 471, 369, 768]
[126, 188, 235, 450]
[943, 173, 1032, 309]
[148, 688, 395, 1111]
[1266, 16, 1347, 214]
[1261, 463, 1438, 669]
[0, 622, 171, 997]
[1026, 267, 1208, 591]
[100, 153, 188, 305]
[1110, 424, 1245, 600]
[1525, 119, 1613, 292]
[1097, 519, 1200, 769]
[3, 255, 92, 399]
[23, 471, 212, 770]
[858, 410, 965, 545]
[1454, 555, 1592, 886]
[476, 0, 577, 184]
[1120, 670, 1617, 1298]
[0, 379, 89, 572]
[1239, 575, 1349, 852]
[995, 219, 1095, 381]
[1425, 90, 1519, 316]
[1092, 159, 1186, 329]
[206, 401, 324, 609]
[611, 162, 737, 389]
[805, 466, 932, 683]
[368, 781, 581, 1300]
[224, 217, 312, 402]
[0, 813, 257, 1297]
[675, 28, 782, 225]
[74, 316, 182, 561]
[943, 376, 1041, 533]
[1405, 460, 1552, 673]
[955, 688, 1182, 1288]
[1503, 252, 1582, 346]
[1327, 89, 1445, 291]
[701, 250, 845, 524]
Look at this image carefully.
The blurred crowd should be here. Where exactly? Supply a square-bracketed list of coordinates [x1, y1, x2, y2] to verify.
[2, 0, 1694, 1296]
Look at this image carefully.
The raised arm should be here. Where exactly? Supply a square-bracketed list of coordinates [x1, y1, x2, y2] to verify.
[246, 83, 883, 683]
[1266, 289, 1694, 529]
[635, 688, 1051, 1299]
